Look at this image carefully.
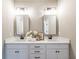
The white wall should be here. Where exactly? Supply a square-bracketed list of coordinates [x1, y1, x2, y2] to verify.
[2, 0, 15, 40]
[14, 0, 58, 32]
[57, 0, 76, 59]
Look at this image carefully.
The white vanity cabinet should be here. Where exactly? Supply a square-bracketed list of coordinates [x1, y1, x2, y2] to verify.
[4, 43, 69, 59]
[47, 44, 69, 59]
[4, 37, 69, 59]
[4, 44, 28, 59]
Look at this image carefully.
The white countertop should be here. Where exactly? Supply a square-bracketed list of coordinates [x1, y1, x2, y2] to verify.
[4, 36, 70, 44]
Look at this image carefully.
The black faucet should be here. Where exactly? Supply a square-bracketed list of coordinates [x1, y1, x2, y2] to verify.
[20, 34, 24, 39]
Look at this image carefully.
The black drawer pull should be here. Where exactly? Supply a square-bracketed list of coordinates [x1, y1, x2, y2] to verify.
[34, 51, 40, 53]
[15, 51, 19, 53]
[34, 46, 40, 48]
[35, 56, 40, 59]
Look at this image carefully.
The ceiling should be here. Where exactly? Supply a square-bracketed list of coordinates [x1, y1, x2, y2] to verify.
[14, 0, 58, 3]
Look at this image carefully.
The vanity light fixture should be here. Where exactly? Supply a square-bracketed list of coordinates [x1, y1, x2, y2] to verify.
[16, 8, 29, 15]
[43, 7, 56, 15]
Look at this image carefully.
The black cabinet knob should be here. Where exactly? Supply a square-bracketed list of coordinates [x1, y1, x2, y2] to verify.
[56, 51, 58, 53]
[58, 51, 60, 53]
[56, 51, 60, 53]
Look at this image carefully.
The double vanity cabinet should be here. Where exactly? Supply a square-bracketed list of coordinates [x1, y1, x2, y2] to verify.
[4, 37, 70, 59]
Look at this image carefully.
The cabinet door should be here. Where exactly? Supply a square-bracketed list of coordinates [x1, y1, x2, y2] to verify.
[47, 49, 58, 59]
[5, 44, 28, 59]
[47, 44, 69, 59]
[57, 49, 69, 59]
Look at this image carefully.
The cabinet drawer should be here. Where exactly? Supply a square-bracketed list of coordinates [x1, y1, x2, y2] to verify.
[47, 44, 68, 49]
[30, 54, 45, 59]
[30, 44, 45, 49]
[30, 49, 45, 54]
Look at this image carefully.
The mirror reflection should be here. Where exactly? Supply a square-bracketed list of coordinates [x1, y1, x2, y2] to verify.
[43, 15, 56, 35]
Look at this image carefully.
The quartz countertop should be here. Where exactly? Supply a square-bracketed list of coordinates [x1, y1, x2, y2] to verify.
[4, 36, 70, 44]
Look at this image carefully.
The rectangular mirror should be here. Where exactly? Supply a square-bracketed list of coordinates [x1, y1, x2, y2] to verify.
[15, 15, 30, 36]
[43, 15, 57, 35]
